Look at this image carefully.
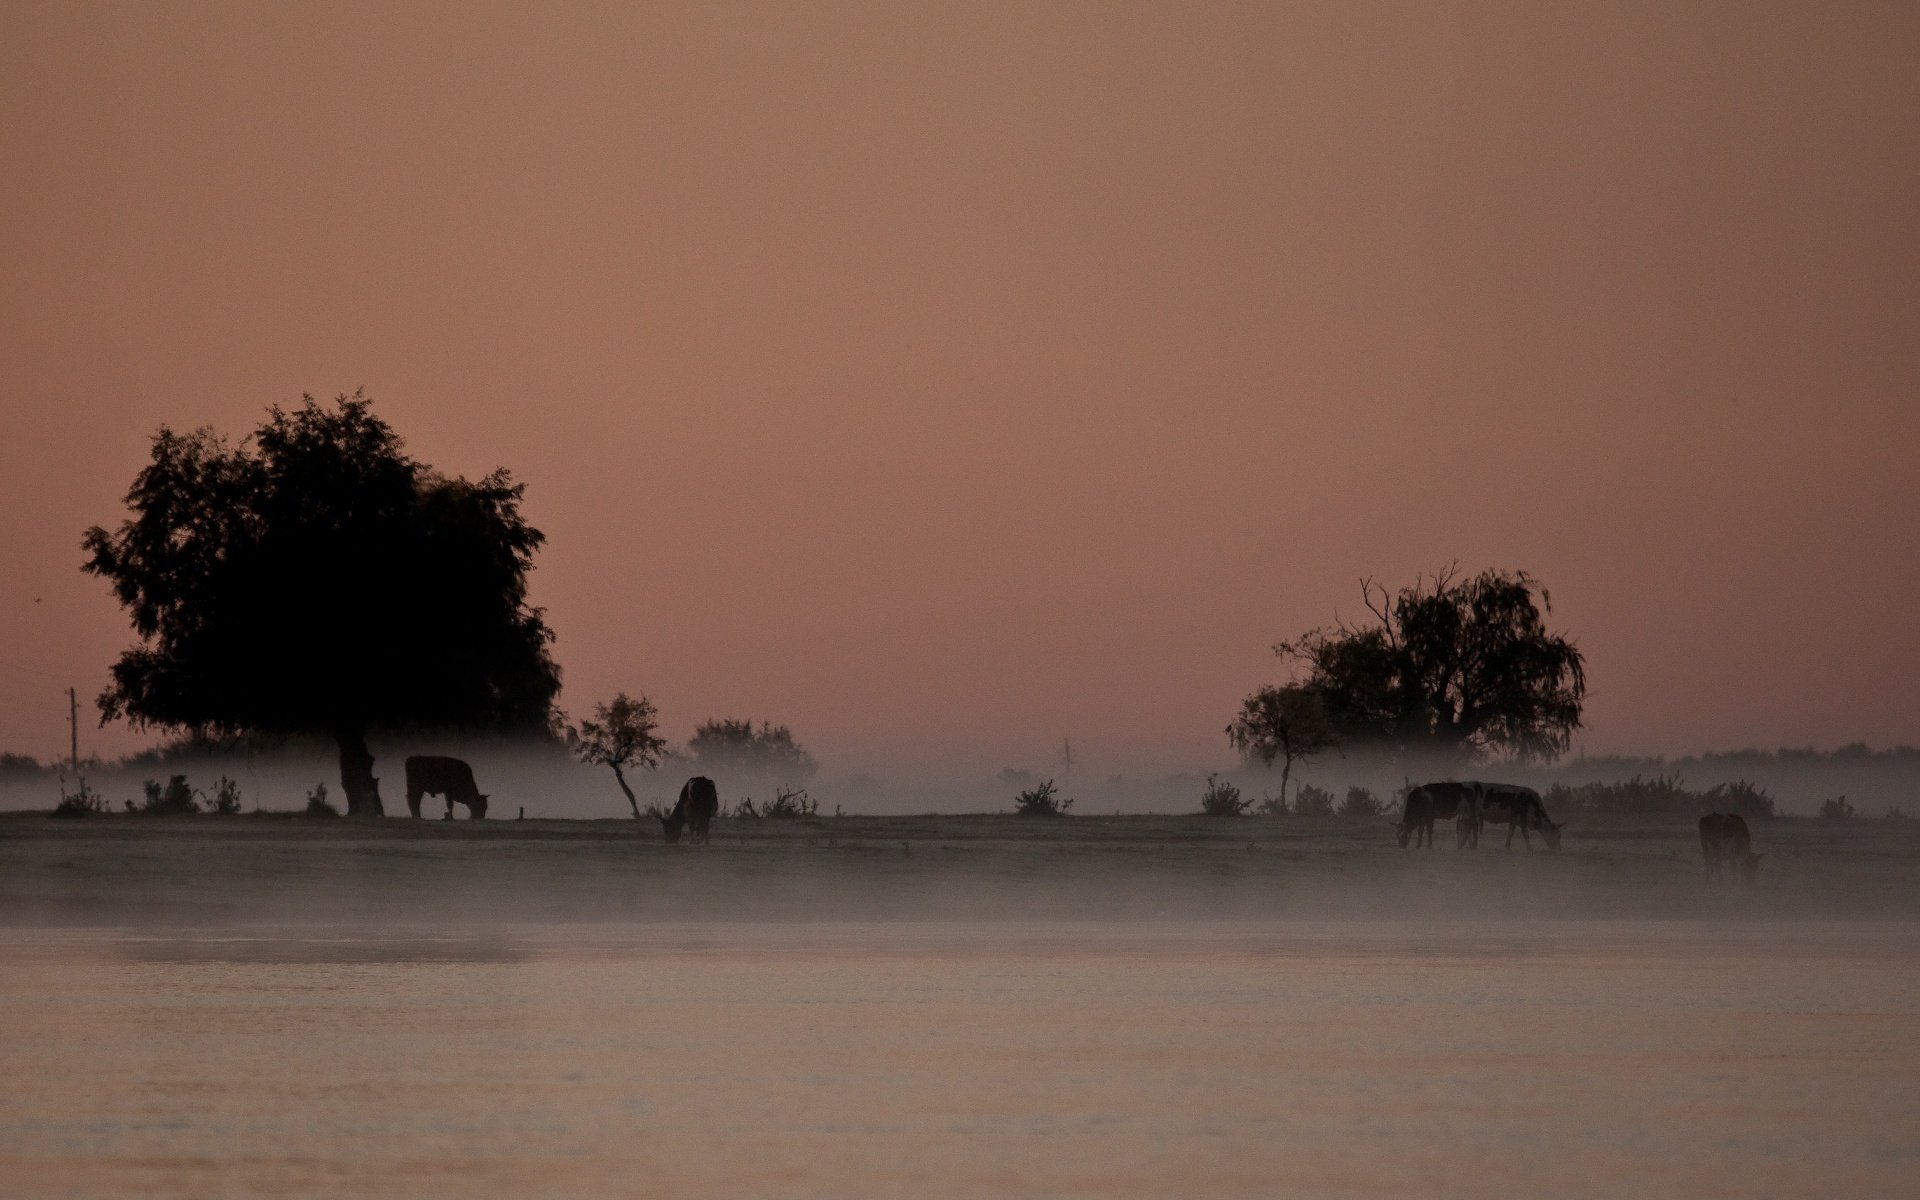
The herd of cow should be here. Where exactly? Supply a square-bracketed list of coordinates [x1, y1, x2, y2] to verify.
[1398, 778, 1763, 883]
[403, 756, 1759, 882]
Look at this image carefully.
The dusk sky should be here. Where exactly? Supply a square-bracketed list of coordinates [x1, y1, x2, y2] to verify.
[2, 2, 1915, 777]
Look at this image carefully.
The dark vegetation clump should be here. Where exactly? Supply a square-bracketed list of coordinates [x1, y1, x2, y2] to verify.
[1338, 786, 1386, 818]
[1255, 791, 1287, 816]
[51, 777, 107, 818]
[304, 782, 341, 818]
[209, 775, 242, 815]
[1199, 773, 1253, 817]
[732, 786, 819, 819]
[1013, 779, 1072, 817]
[136, 774, 200, 815]
[1544, 774, 1776, 819]
[1819, 795, 1856, 821]
[1292, 784, 1336, 817]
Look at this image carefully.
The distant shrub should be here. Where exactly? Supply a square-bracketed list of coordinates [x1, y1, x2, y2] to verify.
[1013, 779, 1072, 817]
[762, 786, 818, 819]
[1292, 784, 1335, 817]
[209, 776, 243, 815]
[1254, 791, 1287, 817]
[138, 774, 200, 815]
[1545, 773, 1693, 815]
[1338, 786, 1386, 818]
[1199, 773, 1253, 817]
[51, 777, 107, 819]
[1888, 807, 1907, 821]
[1704, 779, 1775, 820]
[1818, 795, 1856, 821]
[304, 782, 340, 818]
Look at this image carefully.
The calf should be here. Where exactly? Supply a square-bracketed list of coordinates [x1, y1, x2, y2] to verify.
[1699, 812, 1761, 883]
[662, 776, 719, 844]
[403, 755, 489, 820]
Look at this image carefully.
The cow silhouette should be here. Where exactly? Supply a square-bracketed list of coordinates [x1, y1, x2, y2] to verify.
[403, 755, 489, 820]
[1397, 781, 1479, 848]
[1463, 782, 1561, 850]
[1699, 812, 1761, 883]
[662, 776, 719, 844]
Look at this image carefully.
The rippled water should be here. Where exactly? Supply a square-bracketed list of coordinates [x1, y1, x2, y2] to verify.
[3, 922, 1916, 1198]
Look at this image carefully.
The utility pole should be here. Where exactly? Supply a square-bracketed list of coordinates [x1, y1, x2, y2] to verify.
[68, 687, 79, 771]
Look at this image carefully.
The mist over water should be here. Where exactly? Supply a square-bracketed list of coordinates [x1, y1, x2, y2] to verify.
[4, 921, 1917, 1199]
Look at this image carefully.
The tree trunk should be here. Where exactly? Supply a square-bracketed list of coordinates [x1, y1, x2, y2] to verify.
[336, 725, 385, 816]
[1280, 758, 1294, 811]
[610, 763, 640, 819]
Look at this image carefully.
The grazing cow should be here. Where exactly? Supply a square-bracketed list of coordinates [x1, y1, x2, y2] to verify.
[1397, 781, 1480, 849]
[403, 755, 488, 820]
[1699, 812, 1761, 883]
[662, 776, 719, 844]
[1468, 783, 1561, 850]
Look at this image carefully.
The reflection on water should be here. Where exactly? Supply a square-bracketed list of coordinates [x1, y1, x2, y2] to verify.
[2, 922, 1917, 1198]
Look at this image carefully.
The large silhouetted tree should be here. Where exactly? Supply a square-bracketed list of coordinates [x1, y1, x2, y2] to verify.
[82, 392, 560, 815]
[1274, 568, 1586, 765]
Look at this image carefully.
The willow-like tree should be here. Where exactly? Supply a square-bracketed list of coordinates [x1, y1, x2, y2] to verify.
[1274, 567, 1586, 765]
[82, 392, 560, 815]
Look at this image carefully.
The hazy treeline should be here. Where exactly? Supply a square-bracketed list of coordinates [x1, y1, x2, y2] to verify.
[6, 739, 1914, 820]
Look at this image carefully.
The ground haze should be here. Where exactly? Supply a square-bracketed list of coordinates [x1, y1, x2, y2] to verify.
[2, 815, 1916, 1196]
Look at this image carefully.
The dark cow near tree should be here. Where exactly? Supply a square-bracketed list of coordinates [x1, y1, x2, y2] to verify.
[1699, 812, 1761, 883]
[1465, 782, 1561, 850]
[662, 776, 719, 844]
[403, 755, 488, 820]
[1397, 781, 1480, 848]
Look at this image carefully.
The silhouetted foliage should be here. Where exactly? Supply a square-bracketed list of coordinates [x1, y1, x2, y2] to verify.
[1254, 791, 1287, 817]
[568, 693, 667, 818]
[138, 774, 199, 815]
[209, 775, 242, 815]
[1544, 775, 1775, 819]
[1292, 784, 1336, 817]
[82, 393, 560, 816]
[1227, 684, 1336, 811]
[1819, 795, 1856, 821]
[1199, 773, 1253, 817]
[3, 752, 47, 778]
[51, 777, 106, 818]
[304, 782, 340, 817]
[734, 786, 818, 820]
[1339, 786, 1386, 818]
[1013, 779, 1072, 817]
[687, 718, 817, 781]
[1275, 568, 1586, 764]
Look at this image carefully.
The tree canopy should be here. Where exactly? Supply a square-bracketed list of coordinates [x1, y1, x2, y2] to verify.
[1227, 683, 1337, 804]
[82, 392, 560, 814]
[570, 692, 667, 818]
[686, 718, 817, 781]
[1275, 568, 1586, 764]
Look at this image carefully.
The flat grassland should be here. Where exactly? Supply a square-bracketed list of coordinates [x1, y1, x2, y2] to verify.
[4, 809, 1915, 926]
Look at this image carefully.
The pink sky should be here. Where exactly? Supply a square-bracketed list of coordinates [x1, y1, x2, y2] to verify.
[2, 2, 1916, 777]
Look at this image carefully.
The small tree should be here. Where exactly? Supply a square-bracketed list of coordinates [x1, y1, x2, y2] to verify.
[1014, 779, 1072, 816]
[1338, 786, 1386, 818]
[1292, 784, 1336, 817]
[1199, 773, 1253, 817]
[1228, 684, 1336, 811]
[570, 693, 668, 818]
[1819, 795, 1856, 821]
[138, 774, 199, 815]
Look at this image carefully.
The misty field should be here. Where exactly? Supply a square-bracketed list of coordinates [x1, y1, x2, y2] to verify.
[4, 809, 1918, 924]
[4, 815, 1918, 1198]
